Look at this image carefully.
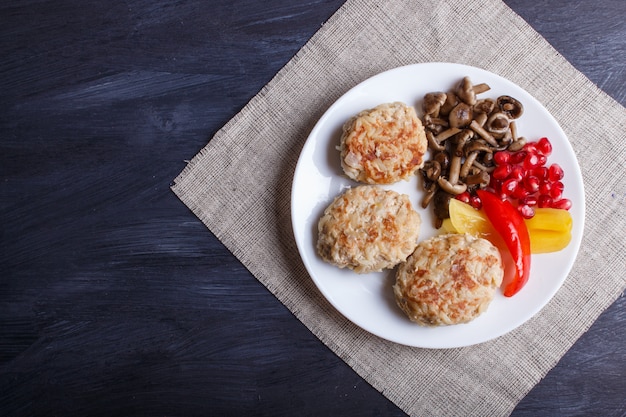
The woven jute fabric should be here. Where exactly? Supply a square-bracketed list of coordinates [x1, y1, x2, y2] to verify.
[172, 0, 626, 415]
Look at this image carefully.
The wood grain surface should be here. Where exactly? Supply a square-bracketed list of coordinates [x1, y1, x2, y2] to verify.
[1, 0, 624, 415]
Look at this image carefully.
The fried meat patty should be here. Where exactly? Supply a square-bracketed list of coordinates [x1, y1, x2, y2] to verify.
[317, 185, 421, 273]
[339, 102, 427, 184]
[393, 233, 503, 326]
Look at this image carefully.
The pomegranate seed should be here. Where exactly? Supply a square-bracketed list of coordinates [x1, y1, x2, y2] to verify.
[520, 195, 538, 206]
[456, 191, 471, 204]
[510, 151, 527, 164]
[510, 165, 524, 181]
[537, 137, 552, 155]
[517, 204, 535, 219]
[523, 153, 541, 170]
[539, 181, 552, 195]
[469, 195, 482, 209]
[501, 178, 519, 197]
[512, 186, 530, 199]
[536, 154, 548, 166]
[523, 176, 540, 193]
[551, 198, 572, 210]
[549, 164, 564, 181]
[493, 164, 512, 180]
[550, 181, 565, 200]
[550, 189, 563, 200]
[489, 176, 501, 192]
[533, 166, 549, 180]
[494, 151, 510, 166]
[523, 142, 538, 154]
[538, 195, 553, 208]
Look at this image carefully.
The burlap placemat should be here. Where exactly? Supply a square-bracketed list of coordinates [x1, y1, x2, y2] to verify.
[172, 0, 626, 415]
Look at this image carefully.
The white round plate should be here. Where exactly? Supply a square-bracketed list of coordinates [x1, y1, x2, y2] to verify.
[291, 63, 584, 348]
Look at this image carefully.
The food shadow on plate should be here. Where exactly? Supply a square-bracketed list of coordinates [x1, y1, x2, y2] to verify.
[382, 267, 410, 322]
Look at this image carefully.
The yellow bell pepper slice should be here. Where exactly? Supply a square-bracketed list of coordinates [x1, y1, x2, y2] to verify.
[525, 207, 573, 233]
[529, 230, 572, 254]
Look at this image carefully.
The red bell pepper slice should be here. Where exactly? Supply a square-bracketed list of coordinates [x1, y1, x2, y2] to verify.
[476, 190, 531, 296]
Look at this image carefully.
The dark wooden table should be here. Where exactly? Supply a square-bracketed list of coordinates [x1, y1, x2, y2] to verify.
[2, 1, 624, 415]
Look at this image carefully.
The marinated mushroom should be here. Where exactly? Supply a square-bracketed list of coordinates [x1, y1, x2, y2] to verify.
[508, 136, 527, 151]
[469, 120, 498, 147]
[423, 114, 448, 134]
[434, 151, 450, 171]
[437, 177, 467, 195]
[439, 91, 458, 116]
[449, 103, 473, 128]
[497, 95, 523, 119]
[485, 112, 510, 136]
[464, 140, 494, 155]
[474, 98, 495, 114]
[456, 76, 476, 105]
[422, 160, 442, 181]
[426, 131, 446, 152]
[435, 127, 462, 142]
[421, 181, 438, 208]
[460, 151, 479, 178]
[465, 170, 490, 187]
[423, 92, 447, 117]
[433, 190, 453, 219]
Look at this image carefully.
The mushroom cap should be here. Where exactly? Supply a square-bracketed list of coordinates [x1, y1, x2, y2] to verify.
[456, 76, 477, 105]
[464, 140, 494, 155]
[465, 170, 490, 186]
[497, 95, 523, 119]
[422, 160, 442, 181]
[473, 98, 495, 114]
[485, 112, 510, 135]
[423, 92, 447, 115]
[449, 103, 473, 128]
[439, 91, 459, 116]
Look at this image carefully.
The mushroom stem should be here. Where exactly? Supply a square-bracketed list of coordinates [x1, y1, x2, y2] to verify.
[510, 120, 518, 141]
[464, 141, 494, 155]
[474, 112, 488, 127]
[469, 120, 498, 147]
[437, 177, 467, 195]
[421, 182, 438, 208]
[472, 160, 495, 173]
[465, 170, 490, 186]
[435, 127, 461, 142]
[448, 156, 461, 184]
[473, 83, 491, 94]
[460, 151, 479, 179]
[448, 139, 465, 185]
[426, 131, 446, 151]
